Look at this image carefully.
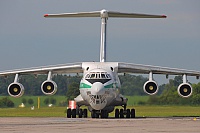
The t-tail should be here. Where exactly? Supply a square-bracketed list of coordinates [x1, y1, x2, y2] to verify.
[44, 9, 166, 62]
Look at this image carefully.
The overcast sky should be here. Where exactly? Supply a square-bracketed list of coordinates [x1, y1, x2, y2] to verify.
[0, 0, 200, 83]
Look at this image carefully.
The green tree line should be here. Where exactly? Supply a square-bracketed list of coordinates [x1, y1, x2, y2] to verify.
[0, 74, 200, 106]
[0, 75, 81, 96]
[148, 76, 200, 105]
[0, 74, 148, 96]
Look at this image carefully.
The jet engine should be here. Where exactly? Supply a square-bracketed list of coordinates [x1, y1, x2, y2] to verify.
[8, 82, 24, 98]
[143, 80, 158, 95]
[41, 80, 57, 95]
[177, 83, 192, 98]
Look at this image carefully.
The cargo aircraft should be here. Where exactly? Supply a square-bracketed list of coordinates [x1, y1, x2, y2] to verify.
[1, 9, 200, 118]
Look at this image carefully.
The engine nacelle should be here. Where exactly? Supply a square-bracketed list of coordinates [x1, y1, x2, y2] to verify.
[41, 80, 57, 95]
[8, 82, 24, 98]
[177, 83, 192, 98]
[143, 80, 158, 95]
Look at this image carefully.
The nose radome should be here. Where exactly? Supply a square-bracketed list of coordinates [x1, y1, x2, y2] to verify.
[89, 82, 107, 110]
[91, 82, 105, 94]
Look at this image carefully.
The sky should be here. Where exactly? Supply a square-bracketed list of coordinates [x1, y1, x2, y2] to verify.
[0, 0, 200, 83]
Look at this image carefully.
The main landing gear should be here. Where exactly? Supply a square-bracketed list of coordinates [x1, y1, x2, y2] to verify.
[66, 105, 135, 119]
[114, 104, 135, 118]
[66, 108, 88, 118]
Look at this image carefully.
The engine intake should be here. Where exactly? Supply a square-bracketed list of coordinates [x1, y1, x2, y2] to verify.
[8, 82, 24, 98]
[41, 80, 57, 95]
[143, 80, 158, 95]
[177, 83, 192, 98]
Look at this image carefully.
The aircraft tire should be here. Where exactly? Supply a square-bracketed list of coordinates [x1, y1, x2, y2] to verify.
[91, 110, 99, 118]
[131, 109, 135, 118]
[120, 109, 124, 118]
[67, 108, 71, 118]
[101, 110, 108, 119]
[115, 108, 119, 118]
[83, 109, 88, 118]
[78, 109, 83, 118]
[126, 109, 131, 118]
[72, 109, 76, 118]
[91, 111, 95, 118]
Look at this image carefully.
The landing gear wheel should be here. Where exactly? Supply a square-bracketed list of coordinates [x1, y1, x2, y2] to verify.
[101, 110, 108, 119]
[67, 108, 71, 118]
[120, 109, 124, 118]
[72, 109, 76, 118]
[83, 109, 88, 118]
[131, 109, 135, 118]
[78, 109, 83, 118]
[115, 108, 119, 118]
[91, 110, 95, 118]
[126, 109, 131, 118]
[91, 110, 99, 118]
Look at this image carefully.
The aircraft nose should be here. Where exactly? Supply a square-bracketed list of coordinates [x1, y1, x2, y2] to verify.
[91, 82, 105, 94]
[89, 82, 107, 110]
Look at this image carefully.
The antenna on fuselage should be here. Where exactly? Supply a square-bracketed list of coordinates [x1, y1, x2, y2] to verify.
[44, 9, 166, 62]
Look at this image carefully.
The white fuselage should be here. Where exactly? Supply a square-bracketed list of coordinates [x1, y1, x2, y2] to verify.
[79, 62, 121, 110]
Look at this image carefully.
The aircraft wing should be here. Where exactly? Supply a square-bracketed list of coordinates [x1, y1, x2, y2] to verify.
[0, 62, 83, 76]
[118, 62, 200, 77]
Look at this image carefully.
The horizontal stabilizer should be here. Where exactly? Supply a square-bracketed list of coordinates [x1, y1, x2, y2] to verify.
[108, 11, 166, 18]
[44, 11, 100, 18]
[44, 9, 166, 18]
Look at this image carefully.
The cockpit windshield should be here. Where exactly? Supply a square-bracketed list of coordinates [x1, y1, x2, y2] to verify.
[85, 72, 111, 84]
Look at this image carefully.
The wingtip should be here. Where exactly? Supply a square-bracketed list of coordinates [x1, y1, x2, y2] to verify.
[44, 14, 48, 17]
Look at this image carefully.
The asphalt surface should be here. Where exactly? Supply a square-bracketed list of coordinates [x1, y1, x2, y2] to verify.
[0, 117, 199, 133]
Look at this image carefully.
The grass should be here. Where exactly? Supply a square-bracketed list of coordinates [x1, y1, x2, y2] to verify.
[126, 96, 149, 105]
[0, 107, 66, 117]
[1, 95, 148, 108]
[0, 106, 200, 117]
[134, 105, 200, 117]
[1, 96, 200, 117]
[0, 96, 67, 107]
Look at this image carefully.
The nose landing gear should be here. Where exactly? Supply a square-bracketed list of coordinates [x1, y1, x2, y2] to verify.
[91, 110, 109, 118]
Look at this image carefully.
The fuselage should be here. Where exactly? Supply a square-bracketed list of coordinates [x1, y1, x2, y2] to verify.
[79, 62, 121, 110]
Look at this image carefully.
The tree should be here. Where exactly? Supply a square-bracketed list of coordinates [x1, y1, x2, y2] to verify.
[0, 97, 14, 108]
[191, 82, 200, 105]
[148, 76, 200, 105]
[22, 98, 27, 104]
[28, 98, 34, 105]
[44, 98, 50, 105]
[50, 97, 57, 105]
[119, 74, 148, 96]
[66, 82, 80, 100]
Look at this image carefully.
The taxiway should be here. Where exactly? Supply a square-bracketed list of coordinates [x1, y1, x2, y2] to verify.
[0, 117, 199, 133]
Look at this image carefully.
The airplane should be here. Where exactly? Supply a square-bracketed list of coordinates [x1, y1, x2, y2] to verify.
[0, 9, 200, 118]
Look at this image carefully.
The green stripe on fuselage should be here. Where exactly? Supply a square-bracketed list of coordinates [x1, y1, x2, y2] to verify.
[80, 83, 92, 89]
[80, 83, 115, 89]
[104, 83, 114, 88]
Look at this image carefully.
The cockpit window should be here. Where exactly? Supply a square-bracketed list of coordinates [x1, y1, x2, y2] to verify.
[85, 72, 111, 84]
